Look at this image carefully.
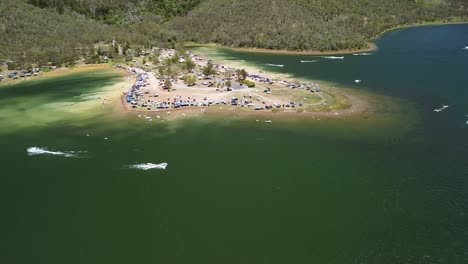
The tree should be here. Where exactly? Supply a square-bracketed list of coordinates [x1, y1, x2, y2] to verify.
[7, 62, 18, 70]
[236, 69, 247, 81]
[184, 58, 196, 71]
[164, 79, 172, 91]
[226, 80, 232, 89]
[153, 56, 161, 65]
[185, 74, 197, 86]
[202, 62, 215, 76]
[157, 66, 165, 77]
[123, 43, 131, 55]
[153, 50, 161, 58]
[224, 69, 234, 79]
[166, 65, 178, 79]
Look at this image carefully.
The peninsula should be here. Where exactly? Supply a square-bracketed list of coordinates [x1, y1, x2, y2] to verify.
[116, 48, 364, 119]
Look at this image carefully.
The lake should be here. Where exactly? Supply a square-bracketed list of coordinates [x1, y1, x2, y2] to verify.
[1, 25, 467, 264]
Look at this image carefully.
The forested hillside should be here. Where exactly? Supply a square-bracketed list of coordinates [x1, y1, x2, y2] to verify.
[170, 0, 468, 51]
[2, 0, 467, 70]
[0, 0, 173, 69]
[26, 0, 202, 23]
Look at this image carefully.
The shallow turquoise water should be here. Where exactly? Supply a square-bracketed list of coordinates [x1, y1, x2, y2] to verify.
[1, 25, 468, 264]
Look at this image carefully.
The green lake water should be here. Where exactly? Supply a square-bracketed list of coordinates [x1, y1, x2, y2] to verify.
[1, 25, 468, 263]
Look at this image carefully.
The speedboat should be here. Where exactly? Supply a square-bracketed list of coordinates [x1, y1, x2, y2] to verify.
[434, 105, 449, 112]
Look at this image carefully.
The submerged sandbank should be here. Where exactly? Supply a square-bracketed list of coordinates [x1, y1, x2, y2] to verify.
[0, 64, 129, 134]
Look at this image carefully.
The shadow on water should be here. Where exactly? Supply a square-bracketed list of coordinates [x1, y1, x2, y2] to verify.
[0, 70, 124, 134]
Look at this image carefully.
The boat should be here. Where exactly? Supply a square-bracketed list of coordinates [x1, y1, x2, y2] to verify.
[265, 64, 285, 67]
[322, 56, 344, 60]
[355, 79, 362, 83]
[434, 105, 449, 112]
[353, 53, 373, 56]
[265, 120, 272, 123]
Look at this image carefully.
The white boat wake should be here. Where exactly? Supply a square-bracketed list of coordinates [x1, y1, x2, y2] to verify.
[434, 105, 449, 113]
[322, 56, 344, 60]
[300, 60, 318, 63]
[353, 53, 373, 56]
[265, 63, 284, 67]
[27, 147, 83, 158]
[129, 163, 168, 170]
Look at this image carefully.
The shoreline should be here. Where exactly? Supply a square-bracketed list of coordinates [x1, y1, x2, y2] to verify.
[375, 19, 468, 38]
[185, 43, 378, 56]
[117, 49, 373, 120]
[188, 46, 359, 108]
[0, 64, 117, 87]
[118, 85, 410, 124]
[184, 19, 468, 56]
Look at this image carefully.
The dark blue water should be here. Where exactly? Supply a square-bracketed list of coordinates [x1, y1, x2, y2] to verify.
[191, 24, 468, 263]
[219, 24, 468, 112]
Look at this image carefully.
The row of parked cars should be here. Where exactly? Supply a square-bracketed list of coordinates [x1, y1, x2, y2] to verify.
[1, 68, 41, 81]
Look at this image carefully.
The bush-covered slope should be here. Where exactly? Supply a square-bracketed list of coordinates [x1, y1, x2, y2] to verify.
[0, 0, 172, 67]
[26, 0, 203, 23]
[2, 0, 468, 68]
[170, 0, 468, 51]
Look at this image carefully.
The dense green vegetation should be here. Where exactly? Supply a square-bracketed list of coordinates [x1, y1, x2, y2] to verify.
[2, 0, 468, 70]
[170, 0, 468, 51]
[0, 0, 174, 69]
[26, 0, 202, 23]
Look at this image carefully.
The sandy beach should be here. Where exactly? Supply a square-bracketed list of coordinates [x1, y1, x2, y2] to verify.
[0, 56, 381, 123]
[0, 64, 118, 87]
